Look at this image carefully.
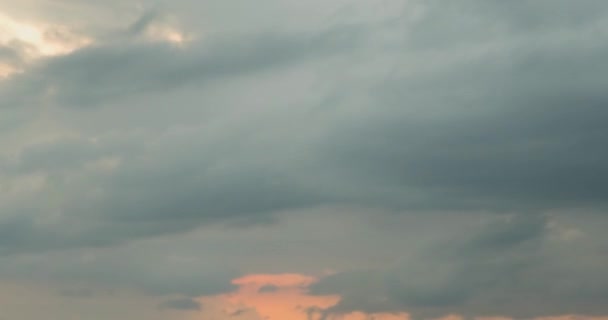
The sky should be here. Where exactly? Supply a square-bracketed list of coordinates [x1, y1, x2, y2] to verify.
[1, 0, 608, 319]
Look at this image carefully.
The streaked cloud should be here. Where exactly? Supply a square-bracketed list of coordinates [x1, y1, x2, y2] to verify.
[0, 0, 607, 319]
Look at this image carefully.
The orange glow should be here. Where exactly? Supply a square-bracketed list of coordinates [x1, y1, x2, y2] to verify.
[190, 273, 608, 320]
[222, 273, 339, 320]
[535, 316, 608, 320]
[232, 273, 317, 289]
[194, 273, 410, 320]
[434, 315, 464, 320]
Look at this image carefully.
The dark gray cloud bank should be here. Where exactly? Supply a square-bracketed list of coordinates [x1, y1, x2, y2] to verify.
[1, 0, 608, 318]
[311, 214, 608, 318]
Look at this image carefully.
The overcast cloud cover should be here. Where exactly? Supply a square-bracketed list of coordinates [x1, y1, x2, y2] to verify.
[1, 1, 608, 319]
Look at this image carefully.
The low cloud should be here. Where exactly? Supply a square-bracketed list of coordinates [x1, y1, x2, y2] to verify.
[311, 214, 608, 318]
[159, 297, 201, 311]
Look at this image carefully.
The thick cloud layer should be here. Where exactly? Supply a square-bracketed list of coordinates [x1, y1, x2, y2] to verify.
[0, 0, 607, 319]
[311, 214, 608, 318]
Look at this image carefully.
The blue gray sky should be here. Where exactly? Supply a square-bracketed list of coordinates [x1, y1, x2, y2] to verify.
[1, 1, 607, 320]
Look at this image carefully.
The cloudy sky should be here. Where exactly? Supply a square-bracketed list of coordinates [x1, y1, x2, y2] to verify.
[1, 0, 608, 319]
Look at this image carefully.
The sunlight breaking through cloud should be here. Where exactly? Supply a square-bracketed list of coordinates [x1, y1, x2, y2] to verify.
[0, 11, 91, 77]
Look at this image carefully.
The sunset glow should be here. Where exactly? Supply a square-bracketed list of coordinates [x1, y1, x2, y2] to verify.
[187, 274, 608, 320]
[195, 274, 411, 320]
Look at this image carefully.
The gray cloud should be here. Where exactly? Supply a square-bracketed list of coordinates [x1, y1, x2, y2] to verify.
[312, 3, 608, 213]
[311, 214, 608, 318]
[0, 14, 366, 109]
[2, 0, 606, 239]
[0, 0, 608, 318]
[0, 128, 333, 254]
[0, 46, 21, 65]
[258, 284, 279, 293]
[159, 298, 201, 311]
